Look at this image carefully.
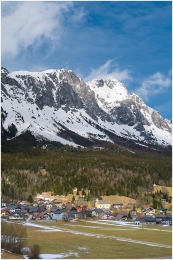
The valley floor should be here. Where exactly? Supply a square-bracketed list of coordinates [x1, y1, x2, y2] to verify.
[2, 219, 172, 259]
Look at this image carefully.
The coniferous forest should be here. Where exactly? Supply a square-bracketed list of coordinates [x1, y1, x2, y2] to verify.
[1, 132, 172, 203]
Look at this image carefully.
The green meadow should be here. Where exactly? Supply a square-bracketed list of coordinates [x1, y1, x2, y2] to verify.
[24, 220, 172, 259]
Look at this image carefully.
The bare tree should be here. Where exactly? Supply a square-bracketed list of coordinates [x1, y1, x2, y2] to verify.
[28, 244, 41, 259]
[1, 222, 27, 254]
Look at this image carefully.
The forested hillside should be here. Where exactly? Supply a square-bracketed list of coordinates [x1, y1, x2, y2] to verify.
[1, 140, 172, 203]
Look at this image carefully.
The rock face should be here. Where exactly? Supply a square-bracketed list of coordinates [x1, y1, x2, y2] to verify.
[1, 67, 172, 147]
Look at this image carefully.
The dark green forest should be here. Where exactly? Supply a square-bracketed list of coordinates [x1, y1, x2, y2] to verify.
[1, 134, 172, 202]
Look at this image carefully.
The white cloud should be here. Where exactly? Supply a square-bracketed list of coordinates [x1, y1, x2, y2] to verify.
[135, 71, 172, 101]
[1, 1, 72, 57]
[84, 60, 132, 82]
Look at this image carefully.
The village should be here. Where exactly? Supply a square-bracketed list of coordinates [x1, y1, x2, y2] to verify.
[1, 190, 172, 227]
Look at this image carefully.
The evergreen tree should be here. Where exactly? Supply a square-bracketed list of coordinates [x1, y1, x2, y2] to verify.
[82, 189, 86, 198]
[27, 194, 33, 203]
[87, 191, 91, 201]
[71, 196, 75, 203]
[127, 212, 132, 219]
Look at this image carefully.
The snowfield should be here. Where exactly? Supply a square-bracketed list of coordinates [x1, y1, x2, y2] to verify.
[1, 67, 172, 147]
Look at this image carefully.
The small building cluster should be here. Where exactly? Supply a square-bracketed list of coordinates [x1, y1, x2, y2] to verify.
[1, 199, 172, 226]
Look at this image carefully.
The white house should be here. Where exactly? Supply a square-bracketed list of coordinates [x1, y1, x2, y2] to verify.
[95, 199, 110, 209]
[50, 210, 64, 220]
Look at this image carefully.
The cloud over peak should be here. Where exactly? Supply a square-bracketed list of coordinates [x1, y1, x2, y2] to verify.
[84, 60, 132, 83]
[135, 71, 172, 101]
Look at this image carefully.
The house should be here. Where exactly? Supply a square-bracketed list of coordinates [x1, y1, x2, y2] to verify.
[95, 199, 110, 209]
[62, 203, 66, 209]
[1, 208, 10, 217]
[32, 212, 51, 220]
[15, 206, 22, 212]
[102, 208, 111, 215]
[91, 208, 105, 217]
[129, 210, 137, 216]
[46, 204, 53, 210]
[63, 207, 81, 219]
[115, 212, 128, 221]
[50, 206, 59, 212]
[70, 210, 81, 219]
[76, 206, 83, 212]
[8, 203, 19, 212]
[53, 201, 63, 207]
[143, 207, 155, 213]
[1, 203, 6, 208]
[164, 217, 171, 225]
[107, 215, 115, 220]
[100, 213, 108, 219]
[159, 208, 168, 214]
[51, 199, 58, 203]
[32, 212, 39, 220]
[77, 205, 87, 212]
[76, 198, 86, 203]
[36, 194, 44, 199]
[18, 201, 28, 205]
[78, 209, 88, 219]
[134, 216, 156, 225]
[38, 206, 47, 212]
[8, 212, 25, 220]
[63, 209, 80, 220]
[37, 198, 45, 204]
[155, 215, 172, 226]
[50, 210, 64, 220]
[112, 202, 123, 208]
[143, 207, 155, 215]
[66, 202, 73, 207]
[29, 207, 39, 214]
[9, 207, 16, 213]
[90, 197, 98, 202]
[154, 214, 166, 223]
[68, 206, 77, 211]
[21, 205, 31, 212]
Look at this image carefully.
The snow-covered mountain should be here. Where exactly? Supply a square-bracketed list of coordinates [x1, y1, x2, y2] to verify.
[1, 67, 172, 148]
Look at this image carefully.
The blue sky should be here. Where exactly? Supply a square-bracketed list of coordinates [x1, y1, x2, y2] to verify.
[1, 1, 172, 119]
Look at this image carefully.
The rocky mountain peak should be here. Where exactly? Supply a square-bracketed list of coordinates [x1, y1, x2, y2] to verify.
[1, 67, 172, 147]
[1, 67, 9, 75]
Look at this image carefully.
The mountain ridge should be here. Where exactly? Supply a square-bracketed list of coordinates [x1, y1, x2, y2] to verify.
[1, 67, 172, 149]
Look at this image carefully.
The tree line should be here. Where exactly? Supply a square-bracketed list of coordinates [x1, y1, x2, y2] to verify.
[1, 146, 172, 202]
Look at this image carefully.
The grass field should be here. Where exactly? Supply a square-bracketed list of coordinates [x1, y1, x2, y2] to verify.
[1, 250, 24, 259]
[22, 219, 172, 259]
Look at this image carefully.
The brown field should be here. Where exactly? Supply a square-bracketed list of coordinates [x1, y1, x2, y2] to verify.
[153, 185, 172, 196]
[37, 184, 172, 207]
[1, 250, 24, 259]
[102, 195, 136, 206]
[36, 192, 136, 207]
